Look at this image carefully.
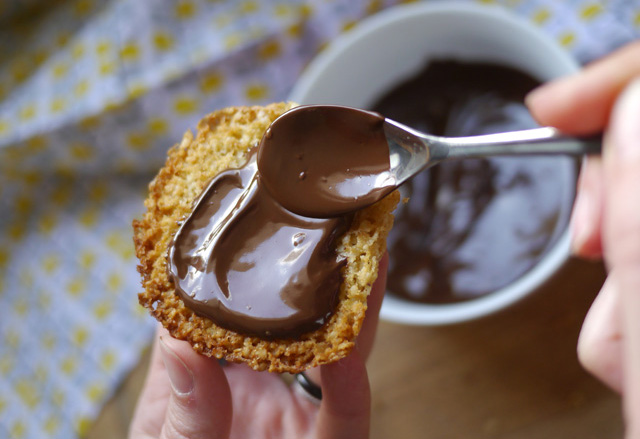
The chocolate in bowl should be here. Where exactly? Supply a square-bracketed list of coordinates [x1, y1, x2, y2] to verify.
[371, 60, 578, 304]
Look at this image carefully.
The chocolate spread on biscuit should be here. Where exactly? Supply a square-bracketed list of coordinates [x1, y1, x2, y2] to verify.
[372, 60, 577, 304]
[168, 106, 393, 339]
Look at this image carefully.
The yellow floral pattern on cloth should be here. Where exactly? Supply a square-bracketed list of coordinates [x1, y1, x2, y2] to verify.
[0, 0, 638, 438]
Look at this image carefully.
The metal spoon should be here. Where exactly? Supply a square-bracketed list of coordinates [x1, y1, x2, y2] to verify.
[258, 105, 601, 218]
[384, 119, 601, 189]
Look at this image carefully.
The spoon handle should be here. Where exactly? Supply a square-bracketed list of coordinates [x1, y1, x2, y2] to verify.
[437, 127, 602, 161]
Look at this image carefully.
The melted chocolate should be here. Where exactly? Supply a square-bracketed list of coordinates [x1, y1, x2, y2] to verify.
[257, 105, 395, 218]
[372, 60, 576, 304]
[168, 149, 352, 339]
[168, 105, 397, 339]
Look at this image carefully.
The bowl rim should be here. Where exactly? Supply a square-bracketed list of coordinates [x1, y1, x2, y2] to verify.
[289, 1, 580, 325]
[290, 1, 580, 104]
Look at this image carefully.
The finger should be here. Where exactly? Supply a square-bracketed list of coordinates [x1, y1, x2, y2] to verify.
[305, 253, 388, 386]
[317, 348, 370, 439]
[526, 41, 640, 135]
[603, 77, 640, 439]
[157, 330, 233, 439]
[570, 157, 604, 259]
[223, 363, 316, 438]
[355, 252, 388, 361]
[527, 43, 640, 261]
[129, 327, 173, 439]
[577, 276, 623, 393]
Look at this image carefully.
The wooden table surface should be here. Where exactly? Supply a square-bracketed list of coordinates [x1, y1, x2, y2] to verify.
[89, 258, 623, 439]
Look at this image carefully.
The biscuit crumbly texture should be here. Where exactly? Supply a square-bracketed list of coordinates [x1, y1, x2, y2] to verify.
[133, 103, 399, 373]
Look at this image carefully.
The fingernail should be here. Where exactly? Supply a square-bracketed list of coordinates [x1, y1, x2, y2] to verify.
[159, 337, 194, 396]
[570, 188, 591, 255]
[610, 77, 640, 161]
[525, 75, 570, 110]
[524, 84, 548, 110]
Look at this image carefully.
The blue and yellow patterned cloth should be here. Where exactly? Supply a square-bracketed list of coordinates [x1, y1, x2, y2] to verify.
[0, 0, 638, 437]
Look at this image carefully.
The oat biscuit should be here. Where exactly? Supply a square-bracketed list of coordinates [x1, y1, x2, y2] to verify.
[133, 103, 398, 373]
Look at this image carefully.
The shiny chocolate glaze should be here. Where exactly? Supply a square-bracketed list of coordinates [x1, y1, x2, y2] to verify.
[257, 105, 395, 218]
[168, 149, 352, 339]
[168, 105, 396, 339]
[372, 60, 576, 304]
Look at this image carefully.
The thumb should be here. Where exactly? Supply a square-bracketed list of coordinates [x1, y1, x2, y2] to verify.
[603, 77, 640, 439]
[158, 334, 232, 439]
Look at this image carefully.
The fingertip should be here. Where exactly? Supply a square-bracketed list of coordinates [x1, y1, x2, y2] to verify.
[310, 251, 387, 382]
[526, 75, 575, 128]
[569, 157, 604, 259]
[317, 349, 370, 439]
[368, 252, 388, 315]
[156, 324, 170, 338]
[159, 337, 195, 396]
[374, 253, 389, 290]
[526, 72, 609, 135]
[159, 335, 230, 399]
[322, 349, 370, 414]
[158, 335, 232, 439]
[525, 81, 556, 123]
[357, 252, 388, 360]
[570, 193, 603, 259]
[570, 228, 603, 260]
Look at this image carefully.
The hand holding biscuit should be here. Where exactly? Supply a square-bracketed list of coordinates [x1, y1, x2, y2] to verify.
[130, 100, 398, 438]
[128, 256, 387, 439]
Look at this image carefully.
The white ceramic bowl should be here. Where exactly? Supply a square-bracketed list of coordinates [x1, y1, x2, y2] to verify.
[289, 2, 579, 325]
